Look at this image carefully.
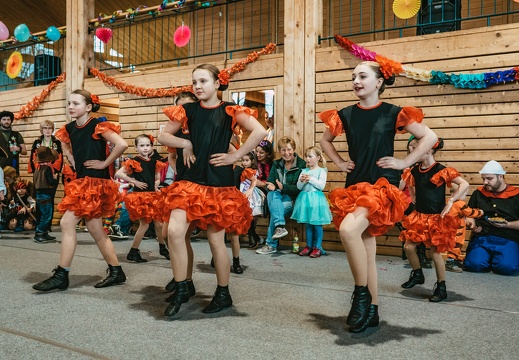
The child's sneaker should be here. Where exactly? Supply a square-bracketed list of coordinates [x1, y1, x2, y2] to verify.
[299, 246, 312, 256]
[309, 248, 322, 258]
[445, 259, 463, 273]
[256, 245, 277, 255]
[272, 227, 288, 239]
[108, 225, 129, 240]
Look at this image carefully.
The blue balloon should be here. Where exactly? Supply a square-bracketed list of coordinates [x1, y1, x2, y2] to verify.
[14, 23, 30, 42]
[46, 26, 61, 41]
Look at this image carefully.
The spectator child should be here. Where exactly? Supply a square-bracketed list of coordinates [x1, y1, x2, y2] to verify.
[7, 180, 36, 232]
[33, 146, 59, 243]
[291, 146, 332, 258]
[238, 152, 265, 249]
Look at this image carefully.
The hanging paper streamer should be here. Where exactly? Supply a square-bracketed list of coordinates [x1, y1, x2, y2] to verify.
[6, 52, 23, 79]
[392, 0, 421, 20]
[334, 34, 519, 89]
[95, 27, 113, 44]
[90, 42, 277, 96]
[15, 73, 66, 120]
[173, 23, 191, 47]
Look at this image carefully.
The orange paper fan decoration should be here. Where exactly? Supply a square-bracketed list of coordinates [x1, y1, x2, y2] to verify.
[393, 0, 421, 20]
[6, 51, 23, 79]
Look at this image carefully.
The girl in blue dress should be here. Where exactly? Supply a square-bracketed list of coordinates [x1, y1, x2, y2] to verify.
[291, 146, 332, 258]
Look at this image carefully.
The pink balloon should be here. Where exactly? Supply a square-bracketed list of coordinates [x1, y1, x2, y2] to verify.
[0, 21, 9, 41]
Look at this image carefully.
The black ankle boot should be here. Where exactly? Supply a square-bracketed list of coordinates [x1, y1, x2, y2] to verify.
[43, 232, 57, 241]
[346, 285, 372, 326]
[417, 243, 432, 269]
[127, 248, 148, 263]
[164, 280, 191, 317]
[232, 257, 243, 274]
[165, 278, 176, 292]
[159, 243, 170, 260]
[34, 233, 54, 244]
[247, 235, 258, 249]
[165, 279, 196, 302]
[203, 285, 233, 313]
[429, 281, 447, 302]
[401, 268, 425, 289]
[349, 304, 380, 333]
[33, 266, 69, 291]
[94, 265, 126, 288]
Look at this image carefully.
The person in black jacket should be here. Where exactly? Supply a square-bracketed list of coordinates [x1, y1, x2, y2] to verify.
[0, 110, 27, 173]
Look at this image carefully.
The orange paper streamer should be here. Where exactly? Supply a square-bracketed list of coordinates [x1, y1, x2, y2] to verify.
[14, 73, 66, 121]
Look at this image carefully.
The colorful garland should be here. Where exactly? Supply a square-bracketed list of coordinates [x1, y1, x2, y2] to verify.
[14, 73, 66, 121]
[92, 42, 276, 96]
[335, 34, 519, 89]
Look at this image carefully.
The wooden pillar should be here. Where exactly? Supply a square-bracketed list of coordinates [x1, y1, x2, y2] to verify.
[282, 0, 306, 151]
[283, 0, 322, 153]
[66, 0, 94, 100]
[303, 0, 322, 150]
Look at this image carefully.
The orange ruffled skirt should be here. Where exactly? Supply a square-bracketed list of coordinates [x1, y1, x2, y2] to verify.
[58, 177, 121, 220]
[162, 180, 252, 234]
[124, 191, 162, 223]
[399, 210, 458, 253]
[328, 177, 410, 237]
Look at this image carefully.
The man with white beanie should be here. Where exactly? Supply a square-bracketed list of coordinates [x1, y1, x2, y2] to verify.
[465, 160, 519, 275]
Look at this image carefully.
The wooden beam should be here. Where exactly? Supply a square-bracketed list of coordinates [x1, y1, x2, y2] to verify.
[66, 0, 94, 101]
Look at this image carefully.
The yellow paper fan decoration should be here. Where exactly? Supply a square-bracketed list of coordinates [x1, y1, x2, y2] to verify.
[6, 51, 23, 79]
[393, 0, 421, 20]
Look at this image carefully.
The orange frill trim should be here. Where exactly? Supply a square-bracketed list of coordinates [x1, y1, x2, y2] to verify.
[124, 191, 162, 223]
[161, 181, 252, 234]
[430, 167, 461, 188]
[401, 168, 415, 187]
[122, 159, 142, 174]
[93, 121, 121, 139]
[225, 105, 258, 135]
[395, 106, 424, 134]
[55, 126, 70, 144]
[240, 168, 255, 183]
[318, 110, 344, 137]
[478, 185, 519, 199]
[57, 177, 121, 220]
[167, 146, 177, 154]
[399, 210, 458, 253]
[62, 164, 77, 184]
[162, 105, 189, 134]
[155, 160, 168, 173]
[328, 177, 410, 236]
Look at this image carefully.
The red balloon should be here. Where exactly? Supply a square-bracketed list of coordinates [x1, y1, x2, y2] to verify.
[95, 27, 113, 44]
